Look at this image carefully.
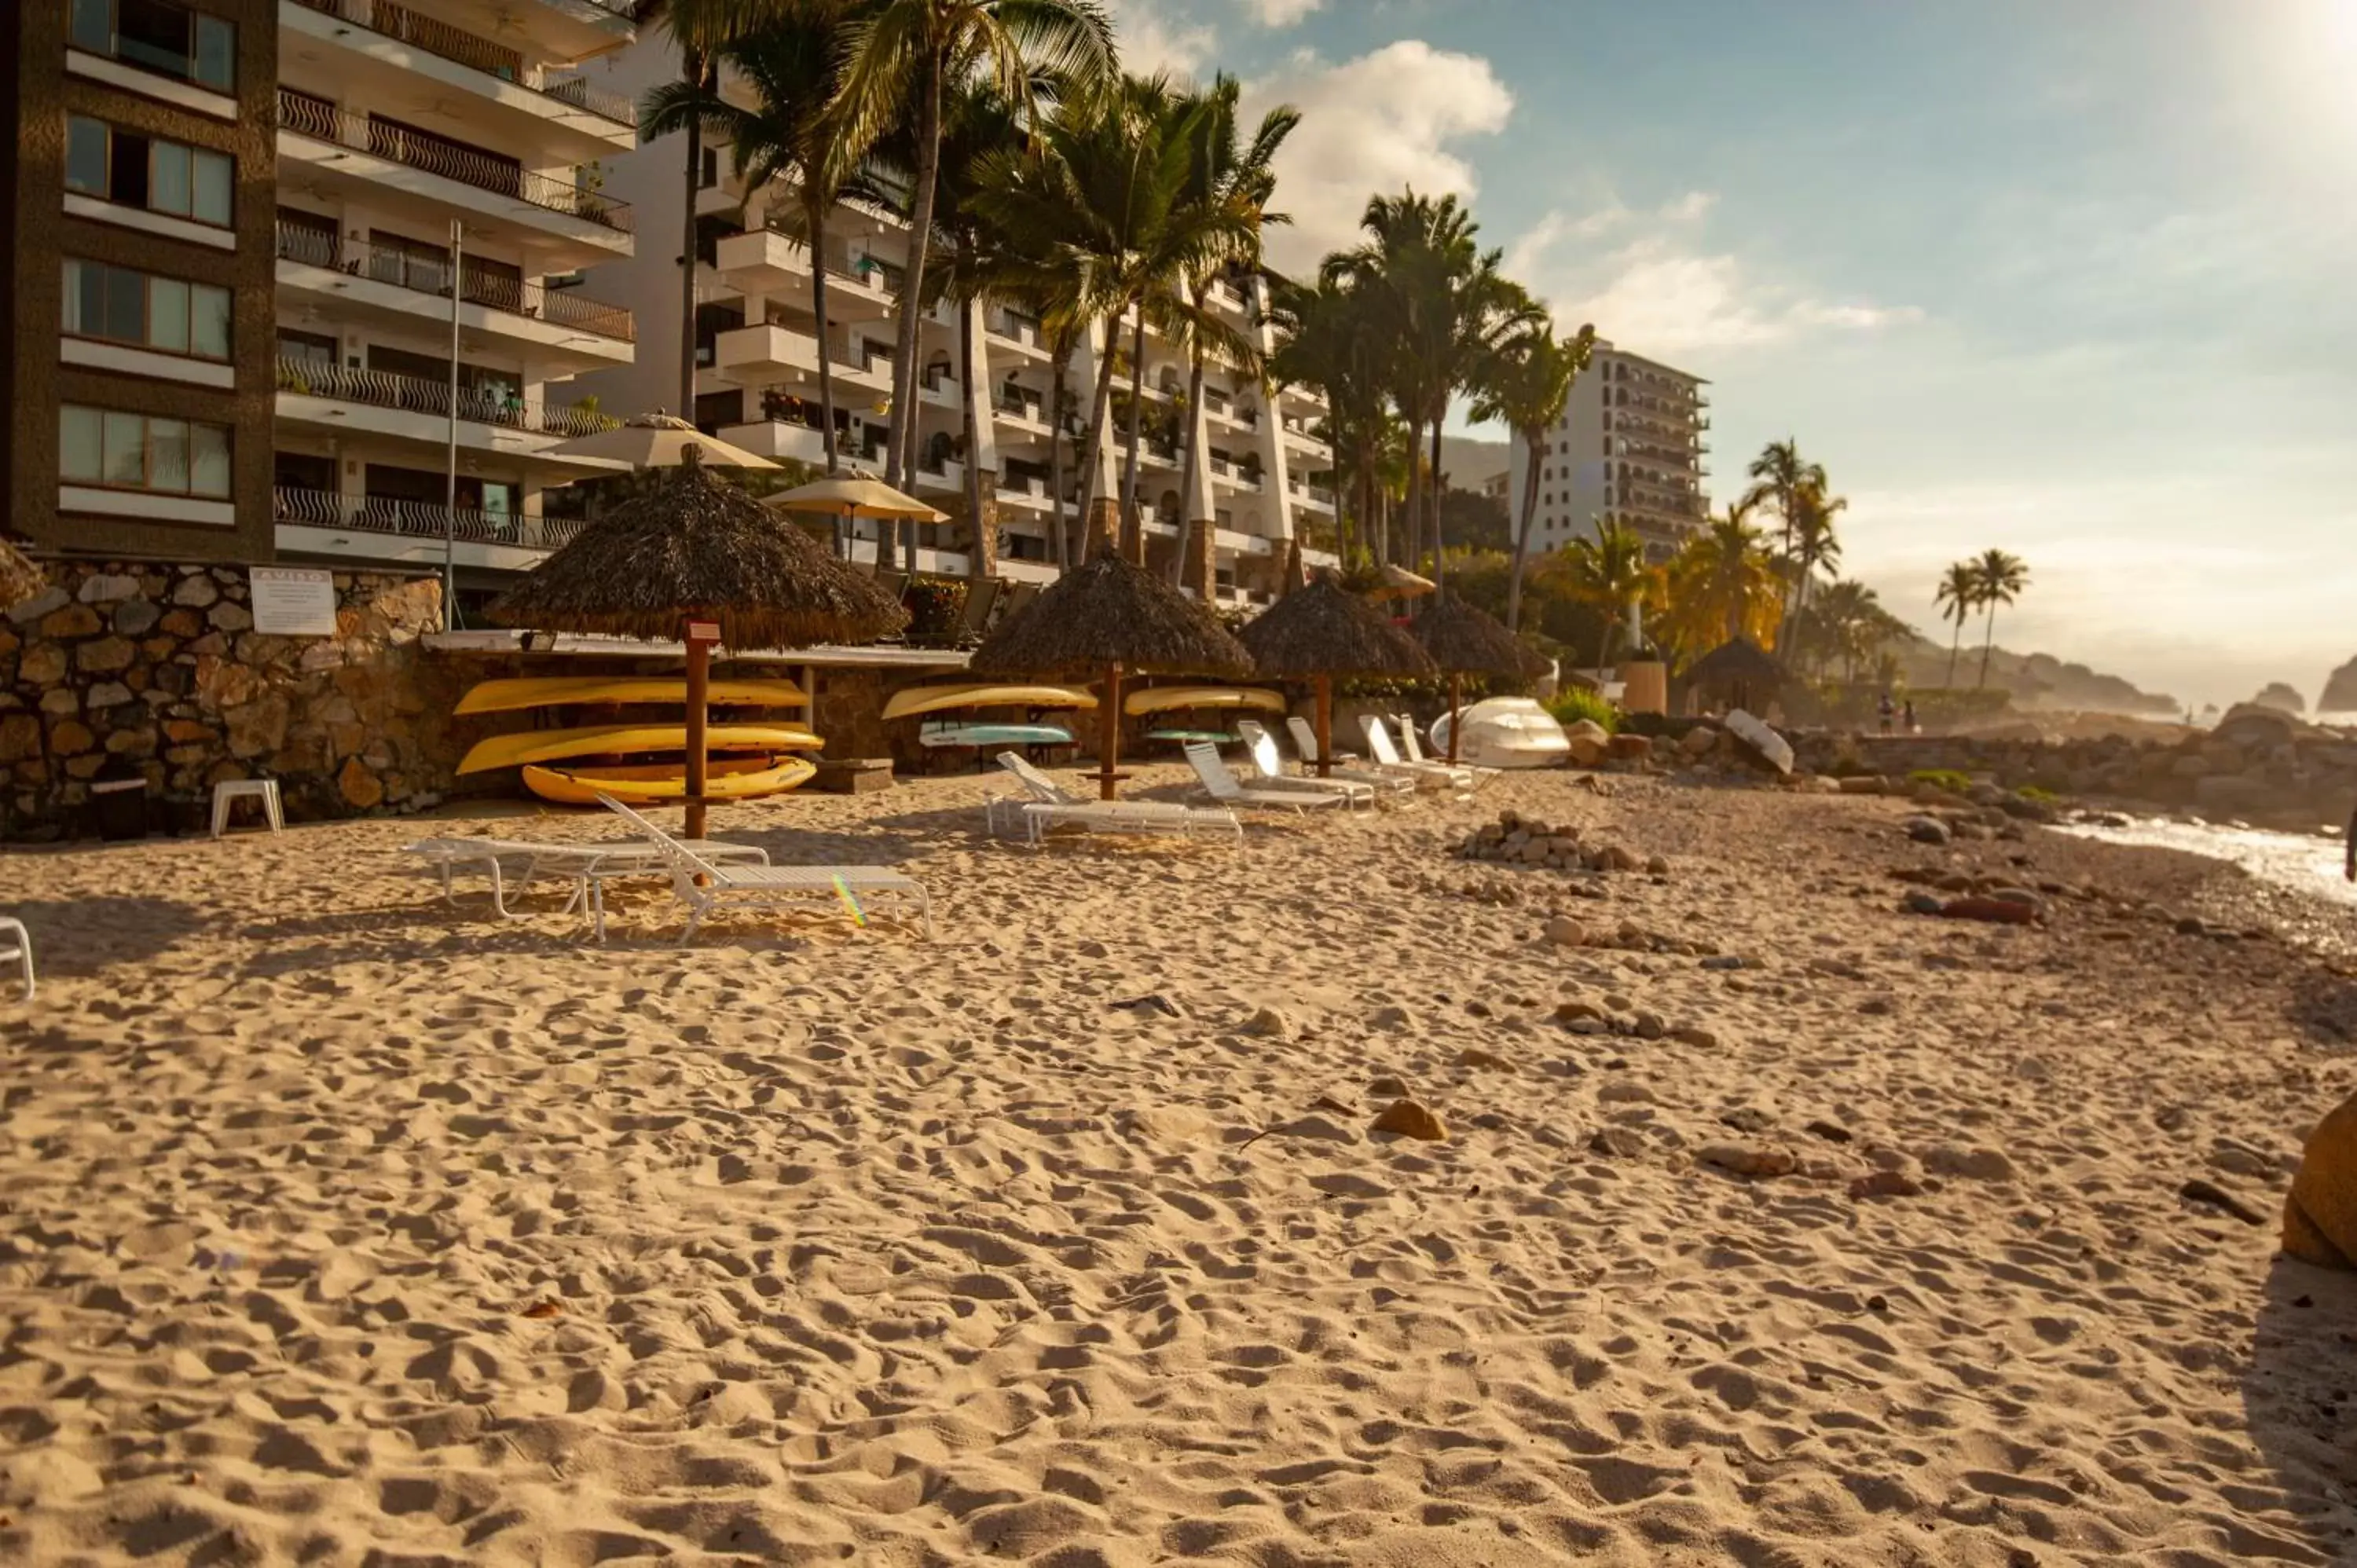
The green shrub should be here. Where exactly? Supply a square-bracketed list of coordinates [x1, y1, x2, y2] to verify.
[1546, 687, 1620, 734]
[2017, 784, 2062, 805]
[1908, 768, 1973, 795]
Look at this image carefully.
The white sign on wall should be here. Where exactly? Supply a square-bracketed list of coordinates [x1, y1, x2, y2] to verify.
[248, 567, 339, 637]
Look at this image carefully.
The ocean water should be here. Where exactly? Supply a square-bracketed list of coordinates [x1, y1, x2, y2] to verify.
[2058, 817, 2357, 908]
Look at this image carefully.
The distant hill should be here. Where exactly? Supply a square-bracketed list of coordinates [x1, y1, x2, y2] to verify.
[1890, 635, 2180, 716]
[2322, 656, 2357, 716]
[1442, 436, 1511, 492]
[2250, 682, 2306, 715]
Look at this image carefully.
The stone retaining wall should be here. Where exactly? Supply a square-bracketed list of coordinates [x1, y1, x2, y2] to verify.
[2, 559, 457, 841]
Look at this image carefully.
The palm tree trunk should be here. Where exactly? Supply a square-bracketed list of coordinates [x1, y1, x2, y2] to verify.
[1428, 413, 1447, 592]
[1072, 310, 1125, 561]
[1400, 413, 1423, 570]
[886, 55, 944, 572]
[1048, 348, 1071, 571]
[959, 291, 985, 578]
[1978, 609, 1997, 689]
[806, 197, 842, 555]
[1118, 311, 1147, 560]
[1173, 288, 1209, 584]
[1946, 619, 1962, 688]
[677, 49, 705, 416]
[1506, 427, 1541, 632]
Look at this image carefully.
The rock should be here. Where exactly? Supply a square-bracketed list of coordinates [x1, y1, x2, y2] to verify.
[16, 643, 66, 684]
[1903, 815, 1952, 845]
[1849, 1170, 1922, 1200]
[1367, 1075, 1410, 1100]
[1901, 891, 1945, 916]
[1805, 1119, 1853, 1143]
[1597, 1080, 1656, 1105]
[1671, 1026, 1721, 1048]
[1370, 1005, 1415, 1031]
[337, 756, 384, 810]
[1370, 1099, 1446, 1141]
[38, 689, 78, 715]
[77, 573, 141, 604]
[1589, 1127, 1644, 1157]
[42, 604, 103, 639]
[2180, 1178, 2265, 1226]
[7, 586, 68, 625]
[1239, 1006, 1293, 1040]
[1699, 1142, 1796, 1178]
[1593, 843, 1640, 873]
[1939, 896, 2036, 926]
[46, 720, 94, 756]
[1720, 1106, 1774, 1134]
[75, 636, 135, 673]
[0, 714, 44, 763]
[84, 682, 132, 709]
[1554, 998, 1607, 1024]
[1699, 956, 1746, 972]
[207, 600, 254, 632]
[1632, 1010, 1666, 1041]
[1456, 1048, 1508, 1071]
[1838, 775, 1886, 795]
[1678, 726, 1718, 758]
[171, 573, 220, 607]
[1543, 915, 1588, 948]
[111, 598, 161, 636]
[1922, 1144, 2016, 1181]
[2283, 1088, 2357, 1268]
[2209, 1139, 2275, 1180]
[1607, 733, 1651, 762]
[1644, 854, 1670, 876]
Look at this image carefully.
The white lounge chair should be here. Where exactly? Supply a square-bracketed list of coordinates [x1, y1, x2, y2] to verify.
[1285, 714, 1359, 770]
[405, 835, 773, 940]
[599, 795, 935, 942]
[988, 753, 1242, 847]
[1185, 741, 1345, 815]
[1395, 713, 1500, 786]
[1361, 714, 1475, 790]
[0, 917, 32, 1001]
[1244, 720, 1413, 798]
[1231, 723, 1375, 808]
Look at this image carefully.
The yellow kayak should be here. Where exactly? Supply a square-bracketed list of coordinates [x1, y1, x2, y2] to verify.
[1123, 686, 1287, 718]
[458, 724, 823, 775]
[522, 756, 817, 806]
[882, 683, 1097, 721]
[456, 676, 808, 715]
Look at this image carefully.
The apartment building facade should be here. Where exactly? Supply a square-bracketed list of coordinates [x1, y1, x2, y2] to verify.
[5, 0, 644, 605]
[574, 39, 1340, 606]
[1508, 340, 1711, 562]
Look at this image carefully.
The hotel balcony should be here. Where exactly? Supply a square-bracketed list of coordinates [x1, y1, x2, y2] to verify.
[274, 223, 633, 372]
[1286, 478, 1336, 515]
[713, 229, 900, 323]
[985, 312, 1050, 361]
[280, 0, 637, 161]
[992, 388, 1053, 440]
[273, 359, 625, 475]
[1208, 456, 1265, 495]
[497, 0, 640, 60]
[709, 324, 894, 394]
[274, 88, 633, 268]
[273, 485, 588, 571]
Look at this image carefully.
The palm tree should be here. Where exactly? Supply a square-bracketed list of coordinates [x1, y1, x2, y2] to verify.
[1268, 273, 1388, 566]
[1555, 520, 1658, 674]
[1743, 437, 1827, 629]
[1161, 75, 1298, 584]
[1780, 477, 1846, 662]
[669, 0, 1116, 554]
[641, 6, 868, 485]
[1809, 578, 1908, 683]
[632, 0, 718, 414]
[1934, 559, 1978, 688]
[1660, 499, 1780, 656]
[1468, 321, 1593, 633]
[1971, 548, 2029, 688]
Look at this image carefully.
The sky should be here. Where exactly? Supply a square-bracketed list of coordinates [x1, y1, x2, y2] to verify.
[1103, 0, 2357, 712]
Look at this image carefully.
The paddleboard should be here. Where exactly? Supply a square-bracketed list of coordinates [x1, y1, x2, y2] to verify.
[456, 676, 808, 715]
[458, 724, 823, 775]
[882, 683, 1096, 721]
[1122, 687, 1286, 718]
[522, 756, 817, 806]
[917, 724, 1074, 749]
[1725, 709, 1794, 775]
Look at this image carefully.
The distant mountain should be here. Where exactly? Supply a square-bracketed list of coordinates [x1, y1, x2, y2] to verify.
[1889, 635, 2180, 716]
[2250, 682, 2306, 715]
[1442, 436, 1511, 492]
[2322, 657, 2357, 716]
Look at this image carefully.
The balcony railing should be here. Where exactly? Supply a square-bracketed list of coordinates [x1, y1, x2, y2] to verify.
[995, 392, 1047, 423]
[288, 0, 636, 125]
[274, 89, 633, 233]
[275, 357, 618, 439]
[275, 222, 635, 342]
[275, 486, 588, 550]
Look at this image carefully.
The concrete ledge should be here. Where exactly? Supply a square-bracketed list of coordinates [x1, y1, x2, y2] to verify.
[812, 757, 896, 795]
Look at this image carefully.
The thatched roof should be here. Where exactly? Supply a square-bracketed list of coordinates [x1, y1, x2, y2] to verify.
[488, 449, 907, 649]
[0, 539, 44, 608]
[970, 553, 1252, 678]
[1686, 636, 1787, 689]
[1237, 573, 1436, 681]
[1412, 592, 1544, 678]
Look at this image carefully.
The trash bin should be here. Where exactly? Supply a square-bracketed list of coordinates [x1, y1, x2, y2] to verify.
[88, 778, 148, 841]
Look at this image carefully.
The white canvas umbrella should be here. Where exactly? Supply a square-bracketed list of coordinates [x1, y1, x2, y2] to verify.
[548, 411, 779, 471]
[763, 476, 948, 523]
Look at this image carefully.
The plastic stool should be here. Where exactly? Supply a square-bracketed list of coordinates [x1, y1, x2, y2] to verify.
[0, 918, 31, 1001]
[211, 779, 284, 838]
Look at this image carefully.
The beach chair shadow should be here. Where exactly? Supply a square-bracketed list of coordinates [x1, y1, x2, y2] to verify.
[2242, 1253, 2357, 1560]
[0, 896, 208, 976]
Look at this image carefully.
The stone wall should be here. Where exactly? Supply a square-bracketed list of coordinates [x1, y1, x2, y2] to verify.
[2, 559, 458, 841]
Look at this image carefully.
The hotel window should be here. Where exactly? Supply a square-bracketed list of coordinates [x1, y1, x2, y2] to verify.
[63, 258, 231, 361]
[60, 405, 233, 497]
[64, 115, 233, 226]
[69, 0, 236, 93]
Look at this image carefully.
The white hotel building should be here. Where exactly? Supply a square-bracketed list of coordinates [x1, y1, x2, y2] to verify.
[1508, 340, 1711, 562]
[573, 38, 1340, 606]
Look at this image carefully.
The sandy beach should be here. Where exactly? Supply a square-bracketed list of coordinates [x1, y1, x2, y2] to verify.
[4, 768, 2357, 1566]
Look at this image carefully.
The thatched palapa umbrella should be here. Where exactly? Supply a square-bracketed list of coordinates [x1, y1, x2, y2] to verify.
[1237, 572, 1435, 778]
[1686, 636, 1788, 716]
[1411, 592, 1545, 764]
[489, 447, 907, 837]
[0, 539, 44, 609]
[970, 554, 1251, 800]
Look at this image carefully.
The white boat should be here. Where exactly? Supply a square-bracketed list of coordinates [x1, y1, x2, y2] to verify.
[1430, 697, 1573, 770]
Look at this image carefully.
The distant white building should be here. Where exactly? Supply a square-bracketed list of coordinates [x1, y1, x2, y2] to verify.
[1507, 341, 1710, 560]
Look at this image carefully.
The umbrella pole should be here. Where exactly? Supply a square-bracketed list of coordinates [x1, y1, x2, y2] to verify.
[1449, 671, 1463, 764]
[1098, 661, 1124, 801]
[1314, 674, 1333, 780]
[684, 632, 710, 841]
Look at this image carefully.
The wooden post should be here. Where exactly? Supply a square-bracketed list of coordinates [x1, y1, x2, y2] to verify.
[1097, 661, 1124, 800]
[1314, 672, 1334, 779]
[683, 621, 716, 840]
[1448, 671, 1463, 764]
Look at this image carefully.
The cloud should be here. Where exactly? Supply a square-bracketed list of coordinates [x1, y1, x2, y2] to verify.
[1244, 42, 1516, 273]
[1103, 0, 1216, 76]
[1506, 200, 1923, 355]
[1241, 0, 1322, 25]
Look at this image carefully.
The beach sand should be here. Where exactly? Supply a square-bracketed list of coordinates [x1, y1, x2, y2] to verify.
[3, 768, 2356, 1566]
